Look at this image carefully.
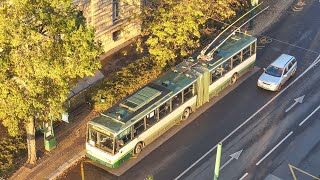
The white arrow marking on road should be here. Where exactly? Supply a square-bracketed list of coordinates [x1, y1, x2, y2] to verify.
[285, 95, 305, 113]
[220, 149, 243, 170]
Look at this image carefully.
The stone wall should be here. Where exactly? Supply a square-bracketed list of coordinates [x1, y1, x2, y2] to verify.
[74, 0, 142, 53]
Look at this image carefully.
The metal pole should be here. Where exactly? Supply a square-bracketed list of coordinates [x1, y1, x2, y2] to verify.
[214, 143, 222, 180]
[249, 0, 259, 30]
[50, 116, 54, 137]
[81, 161, 85, 180]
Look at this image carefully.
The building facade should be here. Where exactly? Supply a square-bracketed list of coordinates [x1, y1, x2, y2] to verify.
[74, 0, 143, 53]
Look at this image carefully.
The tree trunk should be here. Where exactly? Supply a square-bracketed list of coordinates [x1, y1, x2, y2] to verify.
[26, 116, 37, 164]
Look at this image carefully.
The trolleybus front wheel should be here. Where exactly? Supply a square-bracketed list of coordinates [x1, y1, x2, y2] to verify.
[134, 142, 143, 156]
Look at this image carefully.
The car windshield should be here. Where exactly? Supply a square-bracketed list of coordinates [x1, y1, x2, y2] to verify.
[88, 127, 114, 154]
[265, 65, 283, 77]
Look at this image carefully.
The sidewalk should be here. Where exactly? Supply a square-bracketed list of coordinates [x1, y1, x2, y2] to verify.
[9, 107, 93, 180]
[9, 0, 295, 179]
[247, 0, 296, 36]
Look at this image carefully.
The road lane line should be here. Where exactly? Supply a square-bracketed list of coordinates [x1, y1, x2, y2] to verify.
[311, 53, 320, 66]
[239, 173, 249, 180]
[255, 131, 293, 166]
[256, 34, 320, 55]
[174, 54, 320, 180]
[299, 104, 320, 126]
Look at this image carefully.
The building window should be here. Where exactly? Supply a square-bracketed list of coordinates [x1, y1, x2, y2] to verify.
[113, 0, 119, 22]
[112, 30, 121, 41]
[142, 0, 148, 6]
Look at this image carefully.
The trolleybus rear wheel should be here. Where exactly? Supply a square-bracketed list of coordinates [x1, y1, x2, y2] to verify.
[231, 73, 238, 84]
[181, 108, 190, 121]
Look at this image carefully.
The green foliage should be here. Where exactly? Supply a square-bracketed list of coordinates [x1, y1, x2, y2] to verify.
[0, 0, 103, 136]
[145, 175, 154, 180]
[91, 56, 163, 112]
[0, 136, 27, 178]
[140, 0, 240, 67]
[201, 0, 239, 20]
[142, 0, 207, 66]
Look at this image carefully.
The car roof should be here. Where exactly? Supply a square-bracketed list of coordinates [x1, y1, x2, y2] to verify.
[271, 54, 295, 68]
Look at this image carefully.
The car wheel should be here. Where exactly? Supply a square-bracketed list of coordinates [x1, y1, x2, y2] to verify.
[277, 84, 282, 92]
[291, 68, 296, 77]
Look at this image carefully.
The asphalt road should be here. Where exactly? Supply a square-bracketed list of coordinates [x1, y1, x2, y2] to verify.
[61, 1, 320, 180]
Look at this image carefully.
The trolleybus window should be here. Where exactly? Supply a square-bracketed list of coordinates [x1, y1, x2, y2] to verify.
[99, 133, 114, 152]
[88, 127, 114, 154]
[117, 128, 131, 147]
[88, 129, 98, 146]
[159, 101, 171, 119]
[183, 84, 194, 102]
[232, 52, 241, 68]
[243, 46, 251, 60]
[172, 92, 182, 110]
[211, 66, 223, 84]
[146, 110, 158, 128]
[222, 59, 232, 74]
[251, 42, 256, 55]
[133, 119, 145, 137]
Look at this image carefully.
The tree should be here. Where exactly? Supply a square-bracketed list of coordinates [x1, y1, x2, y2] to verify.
[140, 0, 239, 66]
[0, 0, 103, 164]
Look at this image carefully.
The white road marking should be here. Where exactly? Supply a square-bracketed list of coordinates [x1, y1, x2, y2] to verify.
[255, 131, 293, 166]
[285, 95, 305, 113]
[299, 104, 320, 126]
[311, 54, 320, 66]
[174, 55, 320, 180]
[256, 34, 320, 55]
[239, 172, 249, 180]
[220, 149, 243, 170]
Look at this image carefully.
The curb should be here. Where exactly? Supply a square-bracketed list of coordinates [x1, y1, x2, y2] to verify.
[46, 150, 86, 180]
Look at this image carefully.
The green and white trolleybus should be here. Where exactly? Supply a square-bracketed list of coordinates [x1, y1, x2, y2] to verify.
[86, 31, 257, 168]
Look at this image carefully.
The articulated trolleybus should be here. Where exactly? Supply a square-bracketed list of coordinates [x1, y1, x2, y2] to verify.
[86, 31, 257, 168]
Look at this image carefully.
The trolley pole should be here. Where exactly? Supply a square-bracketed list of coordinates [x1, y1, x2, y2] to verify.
[214, 143, 222, 180]
[249, 0, 259, 30]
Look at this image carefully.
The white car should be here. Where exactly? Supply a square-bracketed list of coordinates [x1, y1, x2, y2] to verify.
[257, 54, 297, 91]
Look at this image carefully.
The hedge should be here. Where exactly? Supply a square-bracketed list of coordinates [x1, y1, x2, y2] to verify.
[0, 135, 27, 178]
[89, 55, 166, 112]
